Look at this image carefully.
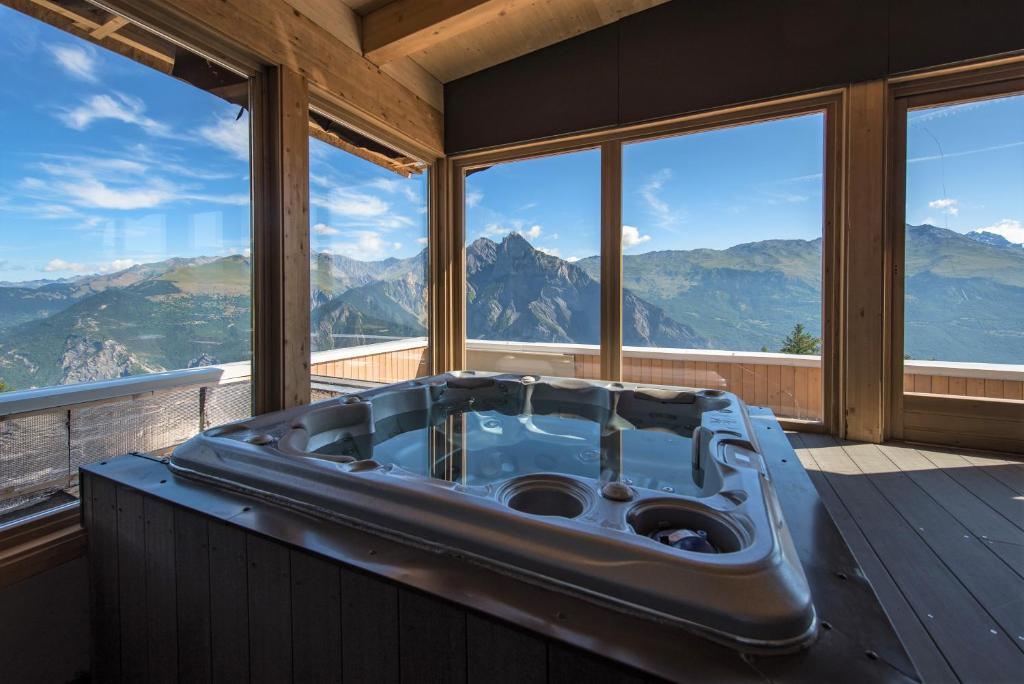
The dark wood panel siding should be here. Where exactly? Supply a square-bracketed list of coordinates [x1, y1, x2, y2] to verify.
[617, 0, 887, 125]
[889, 0, 1024, 73]
[83, 475, 656, 683]
[444, 23, 619, 153]
[445, 0, 1023, 153]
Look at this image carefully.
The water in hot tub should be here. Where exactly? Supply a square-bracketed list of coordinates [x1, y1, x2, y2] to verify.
[330, 404, 705, 496]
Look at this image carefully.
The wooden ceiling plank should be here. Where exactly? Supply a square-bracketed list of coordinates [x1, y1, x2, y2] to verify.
[411, 0, 671, 83]
[17, 0, 174, 66]
[309, 124, 416, 177]
[363, 0, 517, 66]
[91, 15, 130, 39]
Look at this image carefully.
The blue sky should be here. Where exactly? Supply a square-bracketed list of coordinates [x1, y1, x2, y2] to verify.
[905, 94, 1024, 241]
[1, 4, 1020, 284]
[309, 139, 427, 261]
[0, 6, 427, 283]
[469, 97, 1024, 259]
[0, 6, 251, 282]
[467, 114, 827, 260]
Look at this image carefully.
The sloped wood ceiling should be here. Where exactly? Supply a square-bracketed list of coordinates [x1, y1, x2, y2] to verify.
[343, 0, 670, 83]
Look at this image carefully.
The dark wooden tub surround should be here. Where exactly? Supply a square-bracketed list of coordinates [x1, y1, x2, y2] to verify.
[81, 408, 917, 682]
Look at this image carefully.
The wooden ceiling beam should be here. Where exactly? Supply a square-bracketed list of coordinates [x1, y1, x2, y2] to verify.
[102, 0, 444, 156]
[284, 0, 443, 111]
[362, 0, 516, 66]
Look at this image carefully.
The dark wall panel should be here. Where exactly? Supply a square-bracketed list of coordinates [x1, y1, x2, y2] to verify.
[889, 0, 1024, 73]
[618, 0, 887, 124]
[444, 23, 619, 154]
[445, 0, 1023, 153]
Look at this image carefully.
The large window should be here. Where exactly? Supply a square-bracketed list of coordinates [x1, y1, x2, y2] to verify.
[0, 6, 252, 392]
[618, 114, 826, 420]
[462, 149, 601, 377]
[307, 113, 429, 388]
[0, 3, 252, 519]
[902, 93, 1024, 399]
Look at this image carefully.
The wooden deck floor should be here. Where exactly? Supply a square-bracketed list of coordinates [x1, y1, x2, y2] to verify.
[789, 433, 1024, 684]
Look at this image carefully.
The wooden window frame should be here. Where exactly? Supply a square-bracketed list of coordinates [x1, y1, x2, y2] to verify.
[446, 91, 845, 434]
[305, 91, 441, 383]
[886, 60, 1024, 453]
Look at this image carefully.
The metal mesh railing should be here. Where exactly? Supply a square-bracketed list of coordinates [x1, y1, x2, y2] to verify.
[0, 409, 70, 515]
[1, 378, 252, 517]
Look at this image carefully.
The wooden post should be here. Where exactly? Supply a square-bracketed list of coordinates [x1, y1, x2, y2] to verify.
[600, 141, 623, 381]
[841, 80, 887, 442]
[252, 65, 311, 414]
[433, 158, 464, 373]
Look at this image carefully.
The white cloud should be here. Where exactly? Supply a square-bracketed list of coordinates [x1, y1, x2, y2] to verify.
[640, 168, 682, 230]
[57, 177, 176, 210]
[908, 99, 992, 124]
[242, 247, 252, 258]
[48, 43, 98, 82]
[368, 178, 400, 193]
[367, 177, 420, 203]
[99, 259, 137, 273]
[536, 246, 560, 257]
[313, 187, 389, 218]
[58, 93, 172, 137]
[416, 236, 428, 245]
[764, 192, 809, 205]
[313, 223, 341, 236]
[622, 225, 651, 249]
[480, 223, 541, 240]
[44, 258, 86, 273]
[928, 198, 959, 216]
[566, 256, 580, 263]
[198, 112, 249, 160]
[22, 155, 248, 211]
[977, 218, 1024, 244]
[908, 140, 1024, 164]
[325, 231, 403, 260]
[481, 224, 511, 238]
[465, 190, 483, 208]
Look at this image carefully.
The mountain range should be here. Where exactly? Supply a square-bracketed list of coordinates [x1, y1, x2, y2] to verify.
[0, 223, 1020, 391]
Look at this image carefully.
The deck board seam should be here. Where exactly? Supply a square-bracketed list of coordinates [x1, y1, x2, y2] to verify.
[788, 433, 959, 682]
[837, 442, 1024, 657]
[913, 448, 1024, 534]
[874, 444, 1024, 579]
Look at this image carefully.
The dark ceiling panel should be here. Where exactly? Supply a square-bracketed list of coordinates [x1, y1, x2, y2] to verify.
[889, 0, 1024, 74]
[444, 0, 1020, 154]
[444, 23, 619, 154]
[617, 0, 887, 125]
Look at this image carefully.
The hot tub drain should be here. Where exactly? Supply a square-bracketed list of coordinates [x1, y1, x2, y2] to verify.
[650, 528, 718, 553]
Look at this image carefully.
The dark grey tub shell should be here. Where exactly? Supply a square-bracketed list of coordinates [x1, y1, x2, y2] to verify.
[170, 372, 816, 653]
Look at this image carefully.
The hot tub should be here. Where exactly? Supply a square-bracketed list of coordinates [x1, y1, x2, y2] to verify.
[170, 372, 816, 653]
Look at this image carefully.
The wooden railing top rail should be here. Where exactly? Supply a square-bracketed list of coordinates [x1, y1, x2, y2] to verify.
[0, 361, 251, 418]
[2, 338, 1019, 419]
[903, 359, 1024, 381]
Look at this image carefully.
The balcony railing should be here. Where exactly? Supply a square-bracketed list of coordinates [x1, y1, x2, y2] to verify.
[2, 337, 1021, 517]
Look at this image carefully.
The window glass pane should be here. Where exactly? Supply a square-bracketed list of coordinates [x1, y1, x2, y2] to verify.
[463, 149, 601, 378]
[0, 3, 252, 519]
[308, 120, 428, 394]
[903, 93, 1024, 398]
[621, 114, 825, 420]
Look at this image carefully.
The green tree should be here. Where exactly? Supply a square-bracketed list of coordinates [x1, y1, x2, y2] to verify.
[779, 323, 820, 355]
[0, 380, 7, 392]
